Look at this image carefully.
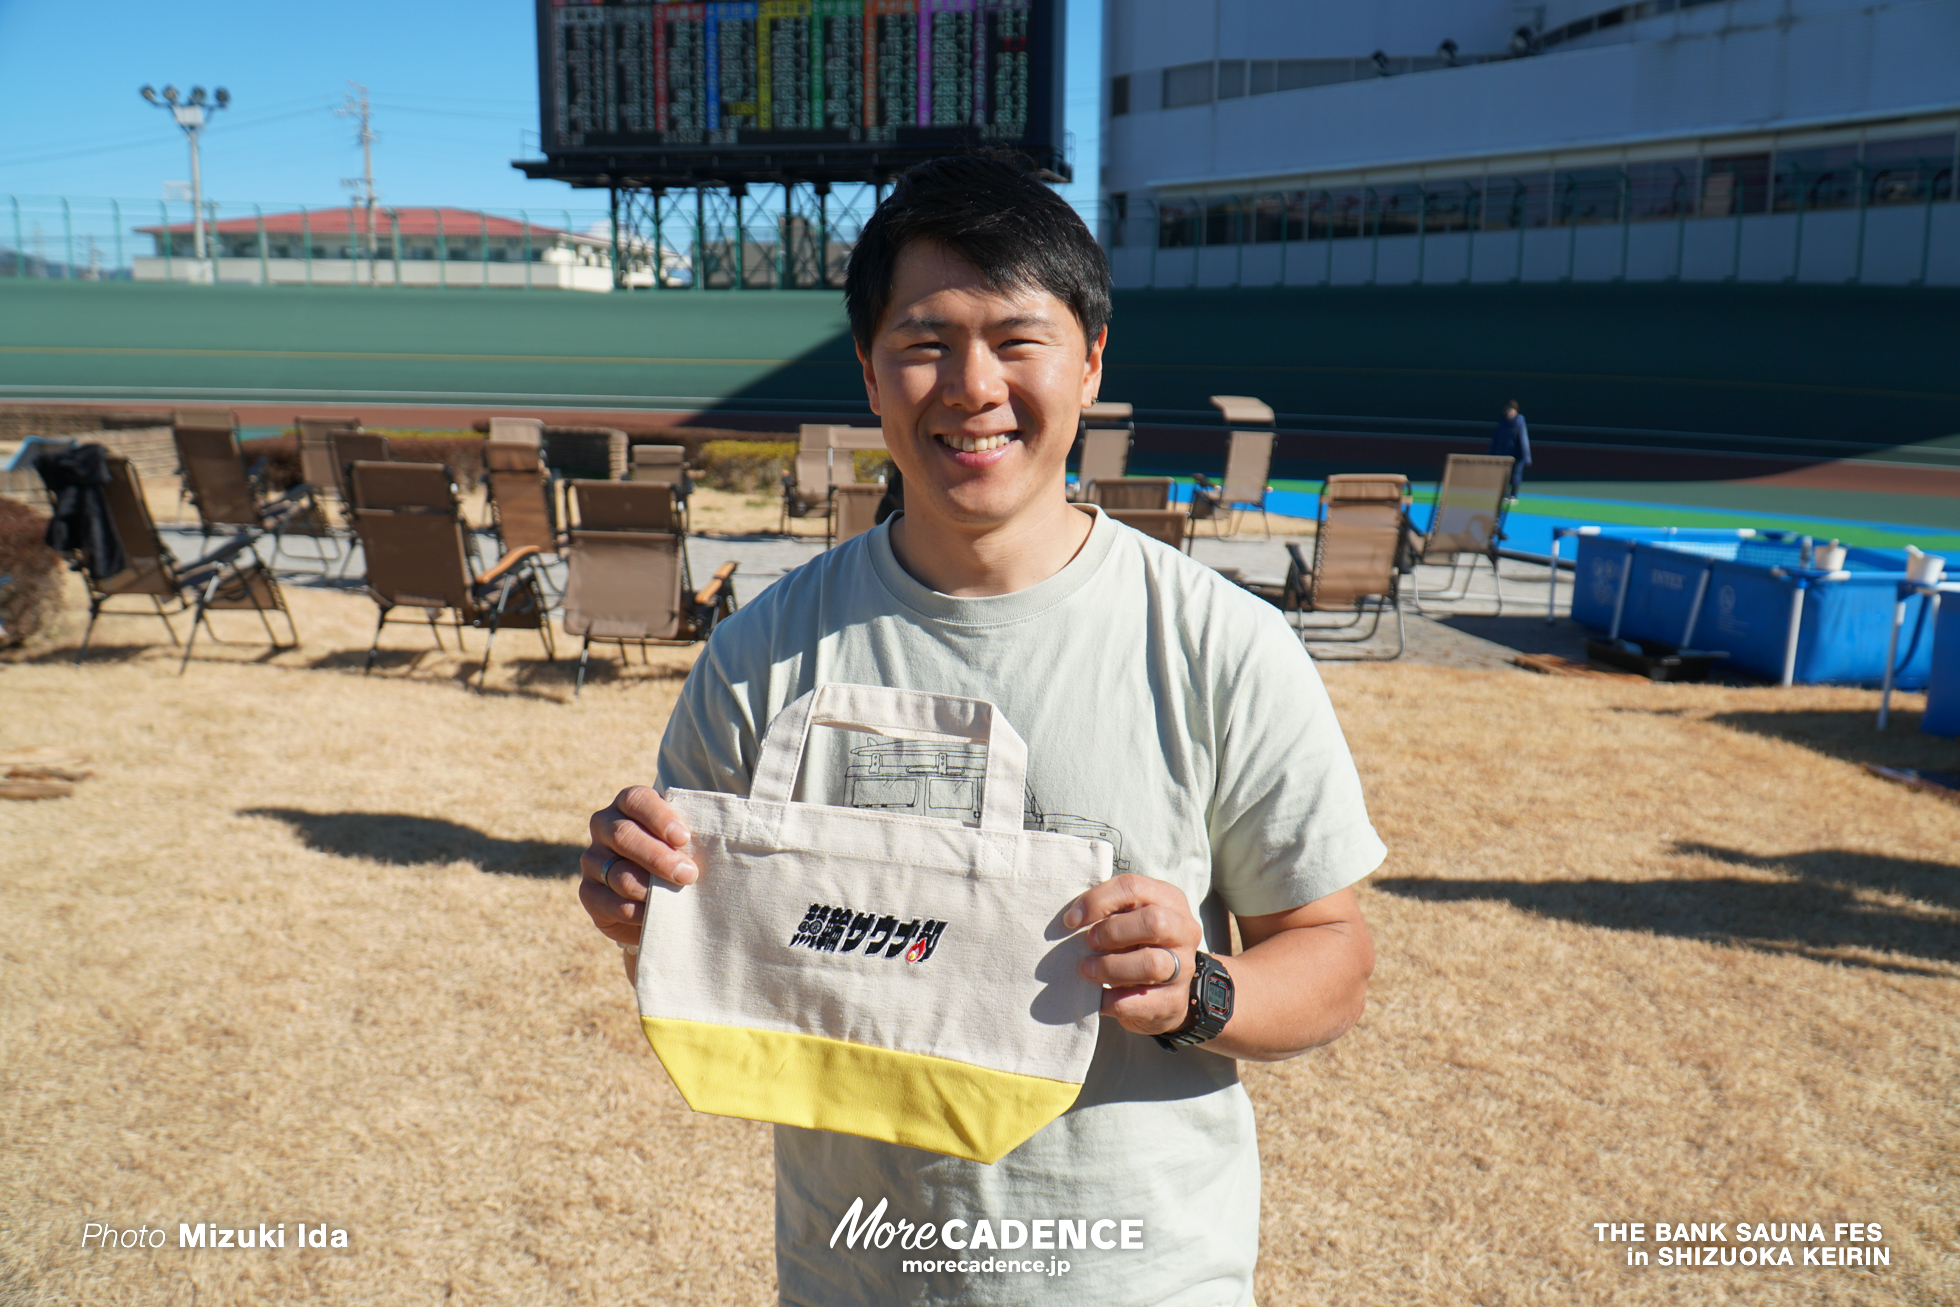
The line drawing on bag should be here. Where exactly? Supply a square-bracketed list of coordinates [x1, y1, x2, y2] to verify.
[843, 742, 1130, 872]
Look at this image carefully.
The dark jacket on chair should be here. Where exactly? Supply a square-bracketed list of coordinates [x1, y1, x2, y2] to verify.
[36, 443, 127, 579]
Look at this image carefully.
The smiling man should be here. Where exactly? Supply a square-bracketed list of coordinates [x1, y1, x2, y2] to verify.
[580, 155, 1385, 1306]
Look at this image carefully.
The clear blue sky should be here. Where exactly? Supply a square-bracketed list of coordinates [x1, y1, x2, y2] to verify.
[0, 0, 1101, 220]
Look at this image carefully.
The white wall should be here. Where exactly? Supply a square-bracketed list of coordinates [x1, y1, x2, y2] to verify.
[131, 258, 617, 292]
[1104, 0, 1960, 193]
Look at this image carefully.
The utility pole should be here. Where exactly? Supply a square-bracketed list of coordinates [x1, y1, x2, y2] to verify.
[141, 84, 229, 273]
[337, 82, 379, 283]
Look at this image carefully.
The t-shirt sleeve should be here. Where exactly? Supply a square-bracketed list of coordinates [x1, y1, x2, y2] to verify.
[654, 621, 768, 798]
[1205, 597, 1387, 918]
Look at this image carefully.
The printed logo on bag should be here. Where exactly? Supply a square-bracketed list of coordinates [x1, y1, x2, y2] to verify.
[789, 904, 948, 963]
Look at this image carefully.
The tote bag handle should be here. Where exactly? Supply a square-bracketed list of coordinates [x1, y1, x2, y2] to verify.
[749, 684, 1028, 835]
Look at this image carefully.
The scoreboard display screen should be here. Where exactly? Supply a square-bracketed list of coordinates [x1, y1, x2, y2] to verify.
[529, 0, 1066, 184]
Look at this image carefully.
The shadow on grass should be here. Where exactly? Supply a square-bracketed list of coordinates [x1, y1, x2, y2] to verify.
[243, 808, 580, 879]
[295, 648, 678, 702]
[21, 642, 156, 665]
[1706, 708, 1958, 770]
[1374, 842, 1959, 976]
[1427, 614, 1592, 660]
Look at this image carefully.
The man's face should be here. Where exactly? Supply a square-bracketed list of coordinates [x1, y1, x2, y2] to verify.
[860, 241, 1104, 530]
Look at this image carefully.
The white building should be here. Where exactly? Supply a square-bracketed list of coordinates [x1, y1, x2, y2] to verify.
[134, 207, 621, 291]
[1100, 0, 1960, 287]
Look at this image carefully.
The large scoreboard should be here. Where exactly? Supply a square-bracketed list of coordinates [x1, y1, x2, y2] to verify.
[521, 0, 1067, 187]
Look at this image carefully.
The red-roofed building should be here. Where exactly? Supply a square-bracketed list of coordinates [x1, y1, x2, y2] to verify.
[133, 206, 622, 291]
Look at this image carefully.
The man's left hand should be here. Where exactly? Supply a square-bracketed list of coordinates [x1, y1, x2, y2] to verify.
[1063, 873, 1204, 1037]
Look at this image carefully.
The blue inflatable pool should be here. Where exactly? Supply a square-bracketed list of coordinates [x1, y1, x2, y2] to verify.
[1566, 528, 1941, 688]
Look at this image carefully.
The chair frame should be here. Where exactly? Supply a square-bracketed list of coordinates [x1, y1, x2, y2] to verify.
[173, 422, 338, 571]
[827, 482, 886, 549]
[1405, 454, 1517, 617]
[349, 461, 556, 691]
[57, 454, 298, 673]
[1286, 476, 1411, 661]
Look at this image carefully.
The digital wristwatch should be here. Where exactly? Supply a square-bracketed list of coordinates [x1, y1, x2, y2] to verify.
[1154, 951, 1234, 1050]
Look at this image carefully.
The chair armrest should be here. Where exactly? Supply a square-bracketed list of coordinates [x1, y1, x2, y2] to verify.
[694, 561, 739, 607]
[478, 545, 542, 585]
[182, 532, 263, 571]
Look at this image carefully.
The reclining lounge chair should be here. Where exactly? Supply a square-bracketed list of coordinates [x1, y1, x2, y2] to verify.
[562, 479, 739, 696]
[37, 445, 298, 672]
[173, 417, 335, 567]
[1405, 453, 1516, 615]
[1285, 473, 1410, 660]
[349, 461, 556, 690]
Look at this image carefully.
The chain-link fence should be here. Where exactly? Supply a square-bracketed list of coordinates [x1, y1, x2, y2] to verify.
[0, 184, 887, 291]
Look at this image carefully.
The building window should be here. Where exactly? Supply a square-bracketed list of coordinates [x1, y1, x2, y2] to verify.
[1863, 134, 1956, 206]
[1216, 61, 1246, 100]
[1109, 193, 1128, 247]
[1306, 189, 1367, 240]
[1110, 74, 1129, 117]
[1483, 173, 1552, 230]
[1700, 154, 1770, 216]
[1157, 199, 1200, 248]
[1249, 61, 1277, 96]
[1627, 159, 1699, 220]
[1553, 167, 1626, 225]
[1423, 180, 1482, 232]
[1772, 146, 1858, 213]
[1162, 62, 1214, 109]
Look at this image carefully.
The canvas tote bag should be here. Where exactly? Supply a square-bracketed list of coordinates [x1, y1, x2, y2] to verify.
[638, 683, 1113, 1164]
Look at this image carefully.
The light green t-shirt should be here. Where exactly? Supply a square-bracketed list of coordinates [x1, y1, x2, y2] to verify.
[655, 508, 1386, 1307]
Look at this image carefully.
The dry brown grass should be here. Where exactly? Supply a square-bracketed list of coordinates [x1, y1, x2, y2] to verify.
[1, 575, 1954, 1305]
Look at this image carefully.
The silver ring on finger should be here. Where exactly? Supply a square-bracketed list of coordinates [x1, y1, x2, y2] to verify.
[1158, 947, 1181, 985]
[600, 852, 623, 888]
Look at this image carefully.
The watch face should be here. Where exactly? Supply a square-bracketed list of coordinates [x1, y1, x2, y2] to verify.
[1200, 971, 1232, 1021]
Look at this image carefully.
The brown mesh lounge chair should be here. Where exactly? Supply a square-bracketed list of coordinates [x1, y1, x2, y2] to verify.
[1071, 403, 1134, 501]
[1107, 508, 1189, 552]
[40, 449, 297, 672]
[296, 415, 359, 500]
[1190, 396, 1276, 538]
[1089, 477, 1174, 511]
[349, 461, 556, 689]
[560, 532, 739, 696]
[572, 480, 680, 534]
[782, 444, 835, 532]
[1279, 474, 1410, 659]
[1192, 432, 1276, 538]
[829, 483, 885, 548]
[173, 421, 335, 566]
[1405, 453, 1516, 615]
[330, 430, 392, 505]
[488, 417, 545, 446]
[628, 444, 692, 530]
[484, 443, 561, 577]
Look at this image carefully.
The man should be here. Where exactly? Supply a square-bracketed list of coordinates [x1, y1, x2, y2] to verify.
[580, 155, 1383, 1306]
[1488, 399, 1531, 497]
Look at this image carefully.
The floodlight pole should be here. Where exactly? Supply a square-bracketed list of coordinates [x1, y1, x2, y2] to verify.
[141, 85, 229, 267]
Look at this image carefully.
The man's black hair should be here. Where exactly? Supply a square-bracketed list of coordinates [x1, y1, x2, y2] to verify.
[844, 154, 1111, 352]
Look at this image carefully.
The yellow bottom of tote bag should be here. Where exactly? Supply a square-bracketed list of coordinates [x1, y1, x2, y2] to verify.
[638, 684, 1113, 1165]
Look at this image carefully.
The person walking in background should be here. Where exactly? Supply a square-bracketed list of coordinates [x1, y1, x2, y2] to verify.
[1488, 399, 1531, 498]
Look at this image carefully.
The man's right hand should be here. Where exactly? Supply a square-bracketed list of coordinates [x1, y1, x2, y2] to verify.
[580, 786, 698, 975]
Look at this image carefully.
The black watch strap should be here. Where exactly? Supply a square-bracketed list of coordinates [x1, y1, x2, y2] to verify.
[1154, 951, 1234, 1050]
